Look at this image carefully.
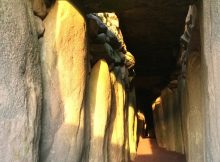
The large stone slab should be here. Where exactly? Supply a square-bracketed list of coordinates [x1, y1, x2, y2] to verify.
[180, 52, 203, 162]
[0, 0, 41, 161]
[153, 87, 184, 153]
[108, 72, 126, 162]
[86, 60, 111, 162]
[128, 88, 137, 161]
[200, 1, 220, 161]
[40, 1, 87, 162]
[152, 97, 166, 148]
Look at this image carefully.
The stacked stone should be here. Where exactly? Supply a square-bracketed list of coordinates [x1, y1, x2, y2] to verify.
[178, 5, 197, 77]
[87, 13, 135, 70]
[86, 13, 137, 162]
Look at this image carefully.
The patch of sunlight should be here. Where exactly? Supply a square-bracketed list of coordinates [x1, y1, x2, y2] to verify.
[64, 97, 76, 124]
[128, 104, 138, 160]
[54, 0, 85, 125]
[55, 0, 84, 49]
[137, 111, 145, 121]
[138, 139, 153, 155]
[142, 148, 153, 155]
[93, 96, 108, 137]
[111, 79, 125, 145]
[152, 97, 161, 111]
[93, 60, 110, 137]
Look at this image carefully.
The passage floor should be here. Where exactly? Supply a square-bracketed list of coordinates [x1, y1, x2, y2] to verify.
[133, 138, 186, 162]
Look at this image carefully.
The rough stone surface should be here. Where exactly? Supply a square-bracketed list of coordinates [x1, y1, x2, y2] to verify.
[87, 13, 133, 68]
[87, 14, 107, 37]
[34, 15, 45, 37]
[40, 1, 87, 162]
[90, 43, 115, 64]
[153, 88, 184, 153]
[200, 1, 220, 161]
[86, 60, 111, 162]
[0, 0, 42, 161]
[96, 13, 127, 51]
[179, 52, 203, 162]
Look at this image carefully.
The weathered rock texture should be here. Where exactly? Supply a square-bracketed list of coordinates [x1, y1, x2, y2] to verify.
[178, 5, 204, 162]
[40, 1, 87, 162]
[0, 0, 41, 161]
[200, 0, 220, 161]
[88, 13, 135, 69]
[179, 52, 203, 162]
[152, 4, 204, 161]
[152, 88, 184, 154]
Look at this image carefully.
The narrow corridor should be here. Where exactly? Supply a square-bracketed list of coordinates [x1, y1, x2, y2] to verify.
[133, 138, 186, 162]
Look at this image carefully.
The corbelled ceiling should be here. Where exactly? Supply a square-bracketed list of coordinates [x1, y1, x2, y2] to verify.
[82, 0, 192, 105]
[117, 1, 190, 103]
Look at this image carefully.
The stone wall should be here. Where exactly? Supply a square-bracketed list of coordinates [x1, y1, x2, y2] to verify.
[179, 5, 204, 162]
[152, 88, 184, 154]
[85, 12, 138, 162]
[39, 1, 87, 162]
[3, 0, 219, 162]
[179, 52, 203, 162]
[0, 0, 42, 161]
[200, 0, 220, 161]
[0, 1, 138, 162]
[152, 4, 205, 162]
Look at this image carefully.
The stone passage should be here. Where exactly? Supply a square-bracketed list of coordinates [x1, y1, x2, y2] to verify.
[2, 0, 220, 161]
[133, 138, 186, 162]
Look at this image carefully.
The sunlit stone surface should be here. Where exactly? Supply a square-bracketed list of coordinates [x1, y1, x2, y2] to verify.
[86, 60, 111, 162]
[40, 1, 87, 161]
[108, 71, 125, 162]
[128, 88, 138, 160]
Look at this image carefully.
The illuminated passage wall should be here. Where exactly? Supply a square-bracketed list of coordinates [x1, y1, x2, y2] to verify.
[1, 0, 220, 162]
